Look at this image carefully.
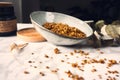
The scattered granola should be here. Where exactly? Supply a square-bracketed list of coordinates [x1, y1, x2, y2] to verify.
[107, 60, 117, 67]
[44, 54, 49, 58]
[106, 76, 116, 80]
[60, 78, 64, 80]
[39, 61, 42, 64]
[51, 69, 59, 73]
[24, 71, 30, 74]
[71, 63, 78, 68]
[100, 51, 104, 54]
[31, 53, 34, 55]
[61, 60, 64, 62]
[54, 48, 60, 54]
[34, 66, 37, 68]
[39, 72, 45, 76]
[108, 70, 119, 74]
[28, 60, 32, 63]
[91, 69, 97, 72]
[74, 49, 77, 53]
[98, 74, 102, 79]
[70, 52, 74, 55]
[65, 70, 84, 80]
[12, 44, 120, 80]
[46, 66, 50, 69]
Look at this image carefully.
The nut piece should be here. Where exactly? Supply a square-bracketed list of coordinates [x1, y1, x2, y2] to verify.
[24, 71, 30, 74]
[107, 60, 117, 67]
[54, 48, 60, 54]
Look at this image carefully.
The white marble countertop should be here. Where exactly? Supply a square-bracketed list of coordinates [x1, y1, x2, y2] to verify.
[0, 23, 120, 80]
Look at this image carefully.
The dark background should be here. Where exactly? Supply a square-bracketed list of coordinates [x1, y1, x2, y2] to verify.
[2, 0, 120, 23]
[23, 0, 120, 23]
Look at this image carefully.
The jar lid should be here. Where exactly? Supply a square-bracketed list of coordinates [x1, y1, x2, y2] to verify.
[0, 2, 15, 17]
[0, 2, 12, 6]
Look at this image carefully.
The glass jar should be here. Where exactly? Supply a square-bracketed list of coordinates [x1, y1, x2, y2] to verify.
[0, 2, 17, 36]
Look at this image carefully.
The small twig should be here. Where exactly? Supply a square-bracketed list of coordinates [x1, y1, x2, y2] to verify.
[10, 43, 28, 52]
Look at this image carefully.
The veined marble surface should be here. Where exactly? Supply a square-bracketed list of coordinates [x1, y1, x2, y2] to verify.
[0, 24, 120, 80]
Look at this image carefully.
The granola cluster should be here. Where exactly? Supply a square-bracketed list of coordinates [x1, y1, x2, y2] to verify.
[43, 22, 86, 38]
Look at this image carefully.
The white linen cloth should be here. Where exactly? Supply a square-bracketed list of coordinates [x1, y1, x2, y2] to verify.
[0, 23, 120, 80]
